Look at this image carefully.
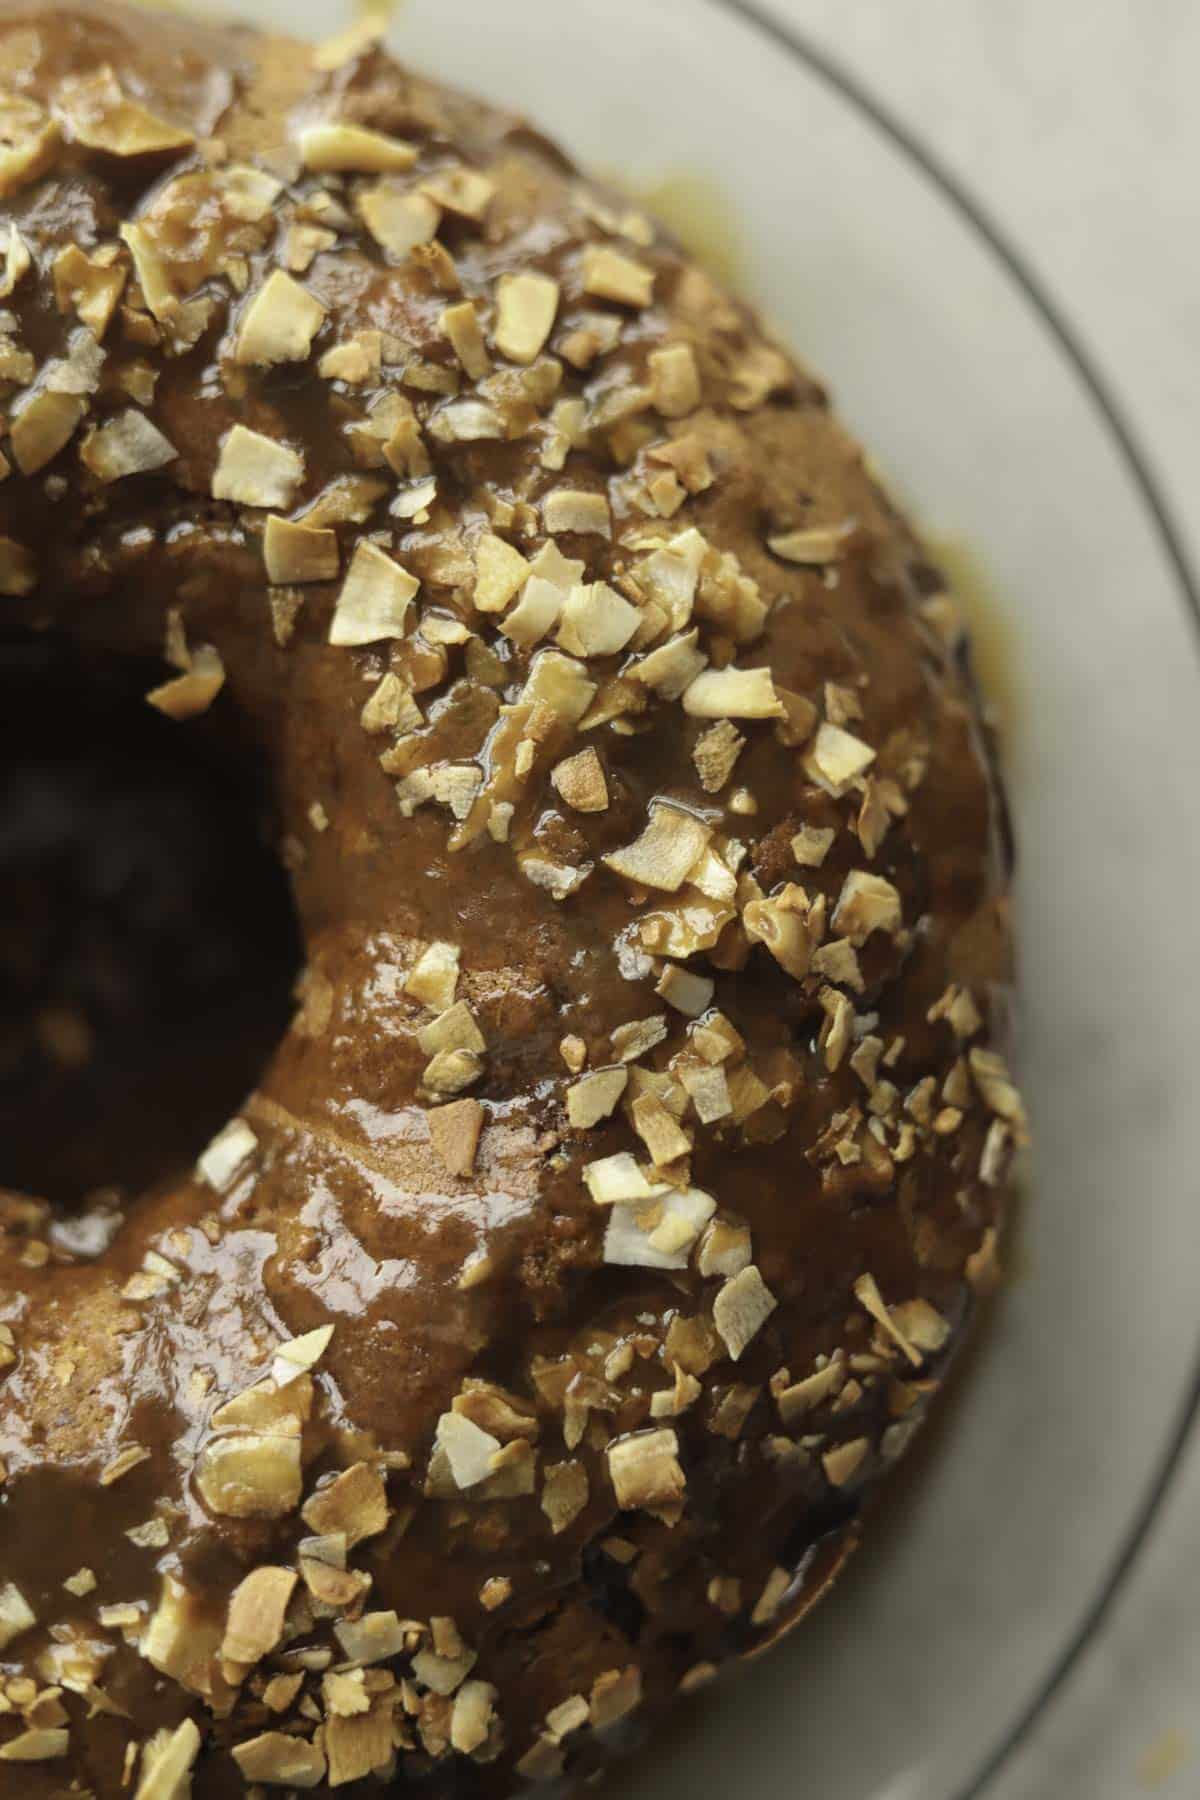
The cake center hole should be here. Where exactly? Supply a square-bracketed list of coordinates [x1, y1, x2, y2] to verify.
[0, 635, 302, 1214]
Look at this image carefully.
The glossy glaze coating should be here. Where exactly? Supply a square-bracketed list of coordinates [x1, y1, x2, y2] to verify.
[0, 6, 1023, 1793]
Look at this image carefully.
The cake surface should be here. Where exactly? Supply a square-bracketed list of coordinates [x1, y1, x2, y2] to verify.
[0, 5, 1025, 1793]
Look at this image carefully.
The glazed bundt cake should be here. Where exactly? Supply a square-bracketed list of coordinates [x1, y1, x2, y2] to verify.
[0, 5, 1026, 1793]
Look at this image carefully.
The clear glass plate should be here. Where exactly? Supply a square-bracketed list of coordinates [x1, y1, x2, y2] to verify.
[245, 0, 1200, 1792]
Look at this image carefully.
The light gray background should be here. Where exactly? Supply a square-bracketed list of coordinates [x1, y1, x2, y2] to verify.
[767, 4, 1200, 1795]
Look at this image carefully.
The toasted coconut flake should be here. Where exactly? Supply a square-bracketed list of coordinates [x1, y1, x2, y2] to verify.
[311, 11, 385, 68]
[541, 1459, 589, 1535]
[435, 1412, 501, 1490]
[648, 343, 701, 417]
[713, 1264, 776, 1361]
[405, 940, 460, 1010]
[221, 1566, 297, 1665]
[133, 1718, 201, 1800]
[0, 1729, 69, 1762]
[194, 1432, 302, 1519]
[232, 1731, 326, 1788]
[604, 803, 711, 892]
[302, 1461, 388, 1546]
[556, 581, 638, 655]
[0, 1583, 36, 1651]
[767, 522, 853, 564]
[357, 184, 440, 257]
[418, 1001, 486, 1057]
[655, 964, 714, 1017]
[427, 1098, 485, 1177]
[581, 244, 655, 308]
[791, 824, 835, 868]
[692, 719, 745, 793]
[329, 541, 418, 645]
[551, 746, 609, 812]
[196, 1117, 256, 1189]
[146, 644, 225, 720]
[543, 488, 611, 538]
[500, 574, 564, 647]
[0, 535, 37, 596]
[0, 222, 30, 298]
[683, 665, 783, 719]
[299, 120, 416, 173]
[473, 532, 530, 613]
[831, 870, 902, 945]
[0, 90, 60, 197]
[319, 330, 383, 383]
[776, 1355, 846, 1423]
[212, 424, 303, 509]
[79, 409, 176, 483]
[11, 390, 86, 476]
[263, 514, 338, 585]
[566, 1067, 627, 1129]
[235, 271, 325, 366]
[494, 271, 560, 364]
[890, 1299, 952, 1356]
[450, 1679, 497, 1755]
[413, 1644, 477, 1696]
[631, 1092, 691, 1166]
[273, 1324, 335, 1387]
[421, 163, 496, 220]
[334, 1609, 408, 1665]
[604, 1188, 713, 1269]
[969, 1047, 1029, 1135]
[804, 721, 876, 795]
[823, 1438, 869, 1488]
[441, 300, 492, 380]
[55, 65, 194, 156]
[607, 1429, 684, 1510]
[583, 1152, 667, 1206]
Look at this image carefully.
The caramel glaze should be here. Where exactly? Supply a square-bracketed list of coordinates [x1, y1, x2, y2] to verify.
[0, 5, 1021, 1793]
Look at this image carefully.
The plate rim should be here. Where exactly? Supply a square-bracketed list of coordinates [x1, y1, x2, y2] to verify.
[703, 2, 1200, 1792]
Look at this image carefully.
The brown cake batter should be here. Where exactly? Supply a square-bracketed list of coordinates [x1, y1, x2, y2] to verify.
[0, 5, 1027, 1792]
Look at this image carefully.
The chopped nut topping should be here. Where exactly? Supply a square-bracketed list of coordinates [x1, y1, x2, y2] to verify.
[263, 514, 339, 585]
[551, 746, 609, 812]
[212, 424, 303, 509]
[298, 121, 417, 174]
[235, 271, 326, 366]
[607, 1428, 685, 1510]
[581, 244, 655, 308]
[683, 665, 783, 719]
[712, 1264, 776, 1360]
[604, 803, 712, 892]
[357, 185, 440, 258]
[427, 1098, 485, 1176]
[494, 272, 560, 364]
[329, 541, 419, 644]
